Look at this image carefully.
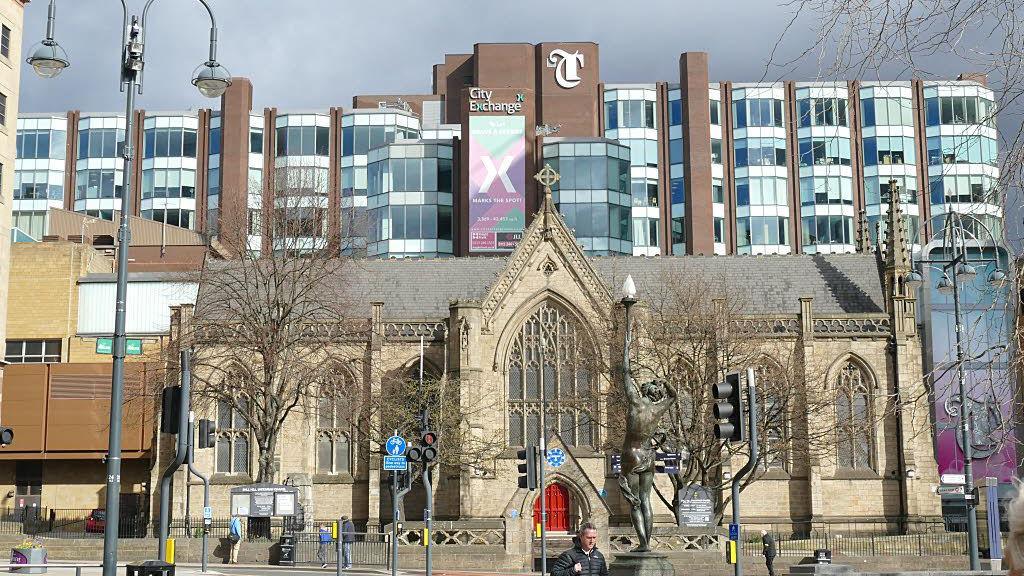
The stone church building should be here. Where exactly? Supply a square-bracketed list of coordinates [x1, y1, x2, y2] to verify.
[162, 189, 940, 553]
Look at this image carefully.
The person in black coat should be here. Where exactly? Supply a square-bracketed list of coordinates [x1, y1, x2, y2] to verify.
[761, 530, 777, 576]
[552, 523, 608, 576]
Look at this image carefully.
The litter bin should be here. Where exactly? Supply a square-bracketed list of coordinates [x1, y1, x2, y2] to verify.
[278, 534, 295, 566]
[125, 560, 174, 576]
[814, 549, 832, 564]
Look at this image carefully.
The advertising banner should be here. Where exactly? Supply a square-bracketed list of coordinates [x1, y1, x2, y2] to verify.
[468, 115, 526, 252]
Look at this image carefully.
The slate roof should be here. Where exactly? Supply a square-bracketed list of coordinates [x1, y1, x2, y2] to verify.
[195, 253, 886, 319]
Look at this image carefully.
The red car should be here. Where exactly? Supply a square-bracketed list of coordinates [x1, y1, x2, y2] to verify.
[85, 509, 105, 533]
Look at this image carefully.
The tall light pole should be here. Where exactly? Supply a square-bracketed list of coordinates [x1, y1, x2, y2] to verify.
[907, 210, 1007, 571]
[26, 3, 231, 575]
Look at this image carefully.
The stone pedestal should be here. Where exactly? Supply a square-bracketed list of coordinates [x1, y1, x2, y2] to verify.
[609, 552, 675, 576]
[789, 564, 854, 576]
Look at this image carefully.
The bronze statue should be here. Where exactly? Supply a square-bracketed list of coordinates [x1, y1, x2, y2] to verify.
[619, 378, 676, 552]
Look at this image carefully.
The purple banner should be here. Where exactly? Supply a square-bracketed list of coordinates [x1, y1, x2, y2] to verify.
[468, 115, 526, 252]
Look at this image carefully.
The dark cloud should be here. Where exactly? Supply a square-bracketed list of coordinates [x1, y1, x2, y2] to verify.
[19, 0, 813, 112]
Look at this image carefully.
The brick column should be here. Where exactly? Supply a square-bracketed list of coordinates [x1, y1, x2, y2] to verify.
[680, 52, 713, 255]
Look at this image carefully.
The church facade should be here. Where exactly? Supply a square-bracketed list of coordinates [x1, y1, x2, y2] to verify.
[162, 185, 942, 548]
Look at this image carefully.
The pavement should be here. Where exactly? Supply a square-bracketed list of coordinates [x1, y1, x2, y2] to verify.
[31, 564, 538, 576]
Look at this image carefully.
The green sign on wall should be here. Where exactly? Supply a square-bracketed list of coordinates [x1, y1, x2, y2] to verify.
[95, 338, 143, 355]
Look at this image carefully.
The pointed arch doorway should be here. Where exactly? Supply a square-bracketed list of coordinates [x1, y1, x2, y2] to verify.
[534, 482, 571, 532]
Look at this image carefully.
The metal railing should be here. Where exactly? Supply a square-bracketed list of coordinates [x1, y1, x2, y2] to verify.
[0, 508, 148, 539]
[291, 532, 389, 566]
[740, 520, 1007, 557]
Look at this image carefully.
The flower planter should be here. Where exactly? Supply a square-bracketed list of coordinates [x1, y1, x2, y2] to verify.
[10, 547, 46, 574]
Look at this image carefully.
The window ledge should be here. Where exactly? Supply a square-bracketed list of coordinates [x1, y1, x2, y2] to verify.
[313, 473, 355, 484]
[828, 468, 882, 481]
[211, 473, 253, 485]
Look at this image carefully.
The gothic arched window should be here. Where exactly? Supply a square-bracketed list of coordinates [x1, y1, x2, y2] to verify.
[507, 302, 596, 448]
[215, 371, 250, 475]
[835, 361, 873, 470]
[754, 363, 789, 472]
[317, 369, 353, 475]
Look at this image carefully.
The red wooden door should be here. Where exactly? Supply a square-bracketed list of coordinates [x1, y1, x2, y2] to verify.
[534, 483, 571, 532]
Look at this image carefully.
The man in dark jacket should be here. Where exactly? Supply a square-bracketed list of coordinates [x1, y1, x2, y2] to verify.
[340, 516, 356, 569]
[552, 523, 608, 576]
[761, 530, 777, 576]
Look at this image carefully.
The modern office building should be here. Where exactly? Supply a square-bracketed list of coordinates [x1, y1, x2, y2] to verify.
[11, 44, 1001, 259]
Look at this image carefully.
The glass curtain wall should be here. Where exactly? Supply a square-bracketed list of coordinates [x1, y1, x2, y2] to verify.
[543, 138, 633, 256]
[604, 85, 660, 256]
[13, 116, 67, 239]
[140, 114, 199, 229]
[366, 141, 454, 258]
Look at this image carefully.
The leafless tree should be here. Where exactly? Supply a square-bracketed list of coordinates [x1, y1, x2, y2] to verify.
[604, 270, 890, 522]
[178, 167, 357, 483]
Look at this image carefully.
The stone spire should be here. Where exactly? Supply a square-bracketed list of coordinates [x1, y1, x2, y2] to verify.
[855, 210, 872, 253]
[534, 164, 560, 240]
[884, 179, 910, 271]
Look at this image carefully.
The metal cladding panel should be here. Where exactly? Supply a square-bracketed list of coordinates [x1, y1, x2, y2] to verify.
[77, 281, 199, 335]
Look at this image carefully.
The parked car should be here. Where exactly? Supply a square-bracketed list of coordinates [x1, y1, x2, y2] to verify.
[85, 509, 105, 533]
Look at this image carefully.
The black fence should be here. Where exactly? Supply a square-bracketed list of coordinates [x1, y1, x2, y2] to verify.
[292, 532, 389, 567]
[0, 508, 148, 539]
[168, 517, 304, 541]
[741, 520, 1006, 557]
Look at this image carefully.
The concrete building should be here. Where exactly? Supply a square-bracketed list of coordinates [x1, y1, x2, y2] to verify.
[10, 44, 1000, 260]
[0, 0, 28, 449]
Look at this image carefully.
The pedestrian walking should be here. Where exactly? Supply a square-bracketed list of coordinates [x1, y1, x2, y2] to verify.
[761, 529, 777, 576]
[551, 523, 608, 576]
[228, 515, 243, 564]
[317, 523, 333, 568]
[340, 515, 356, 569]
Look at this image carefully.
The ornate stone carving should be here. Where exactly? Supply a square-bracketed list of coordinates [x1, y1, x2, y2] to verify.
[812, 316, 891, 336]
[460, 316, 470, 351]
[383, 321, 448, 342]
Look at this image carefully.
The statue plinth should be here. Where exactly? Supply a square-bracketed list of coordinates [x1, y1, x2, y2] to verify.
[609, 551, 675, 576]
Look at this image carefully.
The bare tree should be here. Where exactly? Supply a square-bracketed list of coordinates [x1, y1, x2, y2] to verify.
[181, 167, 357, 483]
[605, 270, 876, 522]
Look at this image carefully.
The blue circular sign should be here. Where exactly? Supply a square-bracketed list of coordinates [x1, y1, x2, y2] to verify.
[386, 436, 407, 456]
[546, 448, 566, 468]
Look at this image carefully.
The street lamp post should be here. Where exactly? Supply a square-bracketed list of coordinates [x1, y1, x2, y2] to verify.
[907, 210, 1007, 572]
[26, 3, 230, 575]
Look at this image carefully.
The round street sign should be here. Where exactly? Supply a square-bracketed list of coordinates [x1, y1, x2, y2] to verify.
[546, 448, 566, 468]
[386, 435, 407, 456]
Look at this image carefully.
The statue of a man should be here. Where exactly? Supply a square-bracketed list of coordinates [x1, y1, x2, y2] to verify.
[619, 379, 676, 552]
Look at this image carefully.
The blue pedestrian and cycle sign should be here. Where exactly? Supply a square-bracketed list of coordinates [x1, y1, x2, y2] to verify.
[386, 435, 407, 456]
[384, 435, 408, 471]
[728, 523, 739, 541]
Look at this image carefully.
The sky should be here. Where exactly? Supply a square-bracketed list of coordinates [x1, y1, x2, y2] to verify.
[17, 0, 866, 112]
[17, 0, 1022, 243]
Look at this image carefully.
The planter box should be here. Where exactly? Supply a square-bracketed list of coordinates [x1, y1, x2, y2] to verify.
[10, 548, 46, 573]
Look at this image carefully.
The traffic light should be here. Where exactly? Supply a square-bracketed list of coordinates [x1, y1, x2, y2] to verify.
[711, 372, 744, 442]
[160, 386, 182, 434]
[0, 427, 13, 446]
[197, 419, 216, 449]
[517, 445, 538, 490]
[408, 431, 439, 464]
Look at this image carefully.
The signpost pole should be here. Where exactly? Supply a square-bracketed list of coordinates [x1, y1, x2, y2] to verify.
[336, 517, 342, 576]
[424, 466, 433, 576]
[186, 412, 210, 573]
[391, 470, 398, 576]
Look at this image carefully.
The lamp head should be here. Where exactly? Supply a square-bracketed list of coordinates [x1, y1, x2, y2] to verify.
[904, 270, 923, 290]
[621, 274, 637, 302]
[988, 268, 1007, 289]
[192, 61, 231, 98]
[26, 39, 69, 79]
[955, 263, 977, 282]
[937, 274, 954, 295]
